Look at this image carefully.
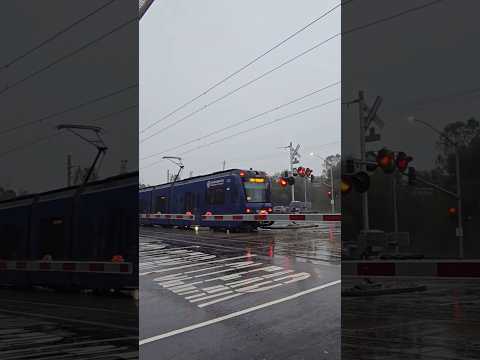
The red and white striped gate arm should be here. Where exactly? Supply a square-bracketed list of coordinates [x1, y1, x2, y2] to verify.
[201, 213, 341, 222]
[342, 259, 480, 278]
[140, 213, 195, 220]
[0, 260, 133, 274]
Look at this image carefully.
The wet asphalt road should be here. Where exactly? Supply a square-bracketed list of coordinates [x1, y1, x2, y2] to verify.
[0, 289, 138, 359]
[139, 222, 341, 360]
[342, 279, 480, 359]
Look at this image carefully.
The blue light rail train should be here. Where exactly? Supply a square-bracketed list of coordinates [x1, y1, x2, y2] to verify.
[139, 169, 274, 231]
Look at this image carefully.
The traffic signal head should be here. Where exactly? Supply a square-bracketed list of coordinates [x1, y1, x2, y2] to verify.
[283, 170, 289, 178]
[448, 207, 457, 216]
[327, 191, 332, 199]
[305, 168, 312, 177]
[297, 166, 306, 177]
[278, 177, 288, 187]
[287, 176, 295, 185]
[396, 152, 413, 173]
[376, 148, 395, 173]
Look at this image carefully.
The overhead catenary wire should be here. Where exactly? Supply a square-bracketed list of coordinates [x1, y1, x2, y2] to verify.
[140, 1, 350, 134]
[1, 0, 118, 70]
[141, 98, 340, 170]
[0, 16, 137, 97]
[0, 103, 137, 159]
[0, 84, 137, 136]
[140, 81, 340, 161]
[140, 33, 340, 143]
[140, 0, 445, 142]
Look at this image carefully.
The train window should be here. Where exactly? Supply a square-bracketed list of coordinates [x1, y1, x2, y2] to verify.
[207, 187, 225, 205]
[154, 196, 168, 213]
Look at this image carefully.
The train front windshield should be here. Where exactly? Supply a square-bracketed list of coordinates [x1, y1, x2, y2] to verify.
[243, 182, 268, 202]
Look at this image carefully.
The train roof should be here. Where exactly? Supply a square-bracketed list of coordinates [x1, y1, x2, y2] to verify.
[140, 168, 268, 192]
[0, 171, 138, 207]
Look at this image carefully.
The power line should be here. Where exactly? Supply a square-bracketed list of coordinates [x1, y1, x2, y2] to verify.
[0, 16, 137, 97]
[0, 84, 137, 136]
[139, 1, 349, 134]
[140, 0, 444, 142]
[342, 0, 446, 37]
[140, 33, 340, 143]
[0, 103, 137, 160]
[142, 98, 339, 170]
[1, 0, 118, 70]
[141, 81, 340, 161]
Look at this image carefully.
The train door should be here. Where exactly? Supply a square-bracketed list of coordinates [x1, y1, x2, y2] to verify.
[154, 195, 168, 213]
[39, 217, 65, 259]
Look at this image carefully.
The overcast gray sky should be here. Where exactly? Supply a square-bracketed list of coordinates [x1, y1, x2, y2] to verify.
[139, 0, 341, 185]
[342, 0, 480, 170]
[0, 1, 138, 194]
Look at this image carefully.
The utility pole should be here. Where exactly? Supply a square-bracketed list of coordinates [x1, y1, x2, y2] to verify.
[289, 142, 295, 201]
[167, 169, 170, 183]
[67, 154, 72, 187]
[222, 160, 226, 171]
[358, 91, 370, 231]
[304, 176, 307, 205]
[329, 163, 335, 213]
[392, 174, 399, 233]
[455, 146, 464, 259]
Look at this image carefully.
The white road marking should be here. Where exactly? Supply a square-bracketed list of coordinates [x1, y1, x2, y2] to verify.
[189, 291, 234, 303]
[139, 280, 341, 346]
[197, 293, 244, 308]
[140, 255, 256, 276]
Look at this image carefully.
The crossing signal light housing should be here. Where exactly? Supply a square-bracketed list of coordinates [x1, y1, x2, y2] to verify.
[448, 207, 457, 216]
[305, 168, 312, 177]
[297, 166, 306, 177]
[341, 176, 353, 194]
[376, 148, 395, 174]
[288, 176, 295, 185]
[327, 191, 332, 199]
[341, 171, 370, 194]
[278, 177, 288, 187]
[396, 152, 413, 173]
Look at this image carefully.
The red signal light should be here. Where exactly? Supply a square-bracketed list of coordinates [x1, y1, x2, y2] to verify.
[395, 152, 413, 173]
[239, 171, 246, 177]
[246, 208, 252, 213]
[376, 148, 395, 173]
[448, 207, 457, 216]
[297, 167, 306, 177]
[267, 207, 273, 213]
[278, 177, 288, 187]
